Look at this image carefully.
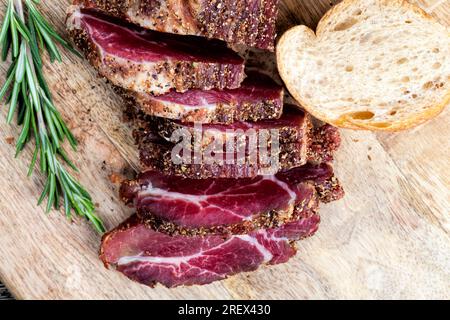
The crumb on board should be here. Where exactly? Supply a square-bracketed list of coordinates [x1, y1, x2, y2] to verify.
[109, 172, 124, 184]
[5, 137, 14, 145]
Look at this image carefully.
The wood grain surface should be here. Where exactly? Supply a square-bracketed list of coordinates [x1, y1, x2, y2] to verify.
[0, 0, 448, 300]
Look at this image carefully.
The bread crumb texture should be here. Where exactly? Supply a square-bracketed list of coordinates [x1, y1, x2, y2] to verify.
[277, 0, 450, 131]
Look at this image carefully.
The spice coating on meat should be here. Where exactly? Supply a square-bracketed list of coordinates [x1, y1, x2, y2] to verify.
[137, 202, 319, 237]
[67, 7, 245, 95]
[133, 116, 341, 179]
[138, 139, 308, 178]
[121, 173, 314, 230]
[308, 124, 342, 163]
[73, 0, 279, 50]
[120, 163, 342, 230]
[119, 71, 284, 124]
[147, 105, 310, 149]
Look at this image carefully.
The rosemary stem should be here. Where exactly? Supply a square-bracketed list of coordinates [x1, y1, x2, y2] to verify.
[14, 0, 48, 164]
[13, 0, 23, 20]
[1, 0, 105, 232]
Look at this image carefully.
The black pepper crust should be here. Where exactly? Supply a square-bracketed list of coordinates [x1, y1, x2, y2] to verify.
[100, 211, 319, 274]
[131, 108, 309, 170]
[137, 137, 310, 179]
[134, 132, 344, 198]
[117, 87, 283, 124]
[198, 0, 278, 51]
[143, 111, 308, 145]
[73, 0, 279, 50]
[136, 199, 320, 237]
[130, 108, 342, 178]
[101, 207, 320, 258]
[307, 124, 342, 163]
[73, 0, 129, 16]
[137, 144, 345, 200]
[67, 11, 246, 96]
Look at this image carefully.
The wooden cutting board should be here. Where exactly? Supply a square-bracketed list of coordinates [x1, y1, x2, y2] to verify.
[0, 0, 448, 300]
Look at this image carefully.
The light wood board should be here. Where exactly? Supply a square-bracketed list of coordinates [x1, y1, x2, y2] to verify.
[0, 0, 448, 300]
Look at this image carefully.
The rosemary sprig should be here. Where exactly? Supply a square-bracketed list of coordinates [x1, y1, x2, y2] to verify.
[0, 0, 105, 233]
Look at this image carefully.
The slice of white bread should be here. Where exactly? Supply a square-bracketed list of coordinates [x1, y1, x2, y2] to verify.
[277, 0, 449, 131]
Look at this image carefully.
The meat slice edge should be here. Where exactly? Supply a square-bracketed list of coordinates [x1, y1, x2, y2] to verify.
[120, 163, 343, 229]
[72, 0, 279, 50]
[100, 213, 319, 288]
[67, 7, 245, 96]
[135, 124, 341, 179]
[121, 71, 284, 124]
[146, 105, 306, 147]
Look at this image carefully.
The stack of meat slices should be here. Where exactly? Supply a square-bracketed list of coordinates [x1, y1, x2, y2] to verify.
[67, 1, 345, 288]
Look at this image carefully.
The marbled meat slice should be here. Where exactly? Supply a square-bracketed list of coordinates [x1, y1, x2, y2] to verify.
[67, 7, 245, 96]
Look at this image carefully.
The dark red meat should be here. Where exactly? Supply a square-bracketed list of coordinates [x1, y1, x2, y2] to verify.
[67, 7, 245, 95]
[120, 163, 343, 228]
[157, 72, 282, 107]
[73, 0, 279, 50]
[134, 118, 342, 179]
[153, 105, 310, 146]
[125, 72, 284, 123]
[100, 213, 320, 288]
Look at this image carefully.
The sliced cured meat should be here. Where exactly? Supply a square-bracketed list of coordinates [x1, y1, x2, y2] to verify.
[307, 124, 342, 164]
[73, 0, 279, 50]
[151, 105, 309, 145]
[131, 105, 341, 177]
[120, 163, 342, 229]
[67, 7, 245, 95]
[138, 137, 307, 178]
[145, 202, 319, 237]
[121, 72, 284, 124]
[100, 213, 320, 288]
[135, 119, 341, 179]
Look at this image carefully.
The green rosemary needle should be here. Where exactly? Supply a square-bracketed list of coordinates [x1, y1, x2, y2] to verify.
[0, 0, 105, 233]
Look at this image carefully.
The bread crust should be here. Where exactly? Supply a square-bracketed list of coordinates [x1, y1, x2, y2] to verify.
[277, 0, 449, 131]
